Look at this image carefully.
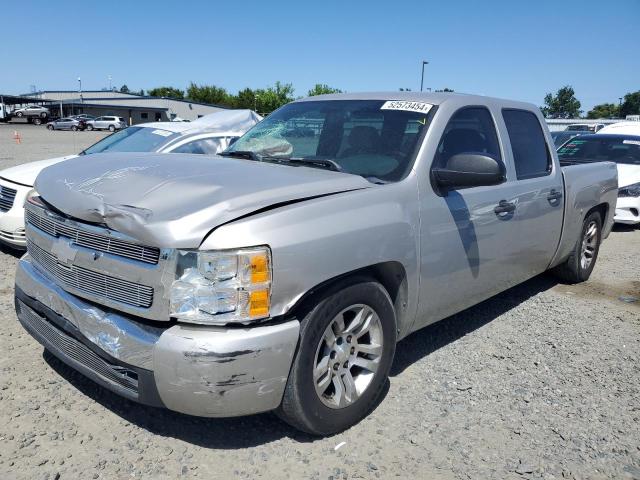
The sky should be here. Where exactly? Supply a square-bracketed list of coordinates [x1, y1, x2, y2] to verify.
[2, 0, 638, 112]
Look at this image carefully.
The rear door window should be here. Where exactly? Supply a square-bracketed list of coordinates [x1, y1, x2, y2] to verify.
[502, 109, 551, 179]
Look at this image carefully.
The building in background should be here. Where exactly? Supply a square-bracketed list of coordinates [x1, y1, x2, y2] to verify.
[27, 90, 228, 123]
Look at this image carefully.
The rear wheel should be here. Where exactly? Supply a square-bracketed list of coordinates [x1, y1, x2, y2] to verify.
[32, 117, 42, 125]
[86, 124, 94, 131]
[553, 211, 602, 283]
[278, 279, 396, 436]
[108, 125, 115, 132]
[47, 124, 54, 131]
[40, 112, 47, 118]
[71, 125, 77, 131]
[16, 111, 23, 117]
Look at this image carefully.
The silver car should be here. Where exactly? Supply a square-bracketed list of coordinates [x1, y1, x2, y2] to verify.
[14, 105, 50, 118]
[46, 117, 84, 131]
[86, 116, 127, 132]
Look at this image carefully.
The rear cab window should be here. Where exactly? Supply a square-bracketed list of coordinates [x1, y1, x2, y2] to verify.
[502, 109, 552, 179]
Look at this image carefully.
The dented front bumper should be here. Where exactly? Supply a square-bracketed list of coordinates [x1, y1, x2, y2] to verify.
[15, 255, 300, 417]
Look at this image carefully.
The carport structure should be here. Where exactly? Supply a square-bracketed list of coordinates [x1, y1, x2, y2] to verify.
[57, 100, 169, 125]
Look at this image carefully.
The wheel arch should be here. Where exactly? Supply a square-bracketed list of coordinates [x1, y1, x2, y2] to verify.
[287, 261, 409, 336]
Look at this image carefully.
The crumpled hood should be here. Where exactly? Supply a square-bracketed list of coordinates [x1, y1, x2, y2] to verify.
[1, 155, 77, 186]
[35, 152, 371, 248]
[617, 163, 640, 188]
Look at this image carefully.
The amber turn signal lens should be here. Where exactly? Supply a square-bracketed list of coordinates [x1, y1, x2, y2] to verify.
[249, 290, 270, 317]
[250, 254, 270, 284]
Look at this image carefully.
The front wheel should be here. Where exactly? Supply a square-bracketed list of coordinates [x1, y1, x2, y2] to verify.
[71, 125, 77, 131]
[16, 111, 24, 117]
[47, 124, 54, 131]
[553, 211, 602, 283]
[278, 279, 396, 435]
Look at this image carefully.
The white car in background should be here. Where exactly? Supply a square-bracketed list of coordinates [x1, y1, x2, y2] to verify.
[0, 109, 261, 248]
[596, 121, 640, 136]
[557, 132, 640, 225]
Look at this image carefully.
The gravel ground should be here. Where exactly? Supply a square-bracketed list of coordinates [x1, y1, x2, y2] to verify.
[0, 125, 638, 480]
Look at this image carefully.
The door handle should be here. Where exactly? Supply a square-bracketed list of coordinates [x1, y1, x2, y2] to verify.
[494, 200, 516, 215]
[547, 189, 563, 203]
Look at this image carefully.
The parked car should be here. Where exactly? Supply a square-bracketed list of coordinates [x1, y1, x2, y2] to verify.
[551, 129, 588, 147]
[86, 116, 128, 132]
[0, 110, 261, 248]
[565, 123, 605, 132]
[14, 93, 617, 435]
[596, 121, 640, 136]
[13, 105, 50, 118]
[71, 114, 96, 121]
[46, 117, 86, 131]
[558, 133, 640, 224]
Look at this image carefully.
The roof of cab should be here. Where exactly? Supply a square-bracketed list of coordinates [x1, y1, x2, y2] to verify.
[296, 91, 538, 111]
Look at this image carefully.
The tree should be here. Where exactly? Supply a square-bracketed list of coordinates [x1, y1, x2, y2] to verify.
[233, 87, 259, 109]
[254, 82, 295, 113]
[586, 103, 619, 119]
[620, 90, 640, 118]
[307, 84, 342, 96]
[148, 86, 185, 99]
[435, 87, 454, 92]
[138, 89, 145, 96]
[119, 84, 130, 94]
[186, 82, 233, 106]
[541, 85, 582, 118]
[399, 88, 412, 91]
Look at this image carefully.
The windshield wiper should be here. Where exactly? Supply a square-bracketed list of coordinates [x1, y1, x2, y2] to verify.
[219, 150, 263, 162]
[277, 157, 343, 172]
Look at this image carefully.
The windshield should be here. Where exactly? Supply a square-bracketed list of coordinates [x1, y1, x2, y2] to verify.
[557, 136, 640, 165]
[81, 126, 180, 155]
[226, 100, 435, 182]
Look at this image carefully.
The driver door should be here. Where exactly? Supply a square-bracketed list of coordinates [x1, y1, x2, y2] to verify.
[415, 106, 528, 327]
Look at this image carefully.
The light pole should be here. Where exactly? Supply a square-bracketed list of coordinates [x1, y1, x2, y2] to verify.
[78, 77, 83, 104]
[108, 75, 112, 91]
[619, 97, 623, 117]
[420, 61, 429, 92]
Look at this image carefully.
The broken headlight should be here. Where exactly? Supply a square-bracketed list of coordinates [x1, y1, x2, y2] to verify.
[170, 247, 271, 325]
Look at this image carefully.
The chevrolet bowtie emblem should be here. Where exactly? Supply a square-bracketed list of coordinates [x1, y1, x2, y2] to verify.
[51, 238, 77, 265]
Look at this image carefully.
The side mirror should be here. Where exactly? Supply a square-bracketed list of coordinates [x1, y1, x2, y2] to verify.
[433, 153, 505, 189]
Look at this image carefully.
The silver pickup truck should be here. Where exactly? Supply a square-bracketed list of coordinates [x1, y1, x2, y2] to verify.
[15, 93, 618, 435]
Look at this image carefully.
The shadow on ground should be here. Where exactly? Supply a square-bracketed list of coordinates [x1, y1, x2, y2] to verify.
[44, 272, 559, 448]
[0, 243, 24, 259]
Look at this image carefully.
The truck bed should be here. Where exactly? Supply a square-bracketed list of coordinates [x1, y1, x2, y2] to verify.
[548, 161, 618, 268]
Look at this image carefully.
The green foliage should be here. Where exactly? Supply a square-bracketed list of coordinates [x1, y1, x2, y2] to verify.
[541, 86, 582, 118]
[399, 88, 412, 91]
[119, 84, 130, 94]
[148, 86, 184, 99]
[307, 84, 342, 96]
[186, 82, 233, 106]
[254, 82, 296, 113]
[620, 91, 640, 117]
[586, 103, 619, 119]
[435, 87, 454, 92]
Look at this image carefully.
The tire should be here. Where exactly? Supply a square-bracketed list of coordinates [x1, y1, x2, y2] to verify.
[47, 125, 54, 131]
[71, 125, 77, 131]
[553, 211, 602, 283]
[108, 125, 115, 132]
[16, 111, 24, 117]
[40, 112, 47, 118]
[278, 279, 396, 436]
[86, 125, 94, 131]
[32, 117, 42, 125]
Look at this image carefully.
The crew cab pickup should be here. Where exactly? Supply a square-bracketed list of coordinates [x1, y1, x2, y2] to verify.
[15, 93, 618, 435]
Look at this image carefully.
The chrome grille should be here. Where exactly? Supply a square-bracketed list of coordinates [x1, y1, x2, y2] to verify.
[0, 185, 17, 212]
[25, 204, 160, 264]
[27, 239, 153, 309]
[17, 300, 139, 395]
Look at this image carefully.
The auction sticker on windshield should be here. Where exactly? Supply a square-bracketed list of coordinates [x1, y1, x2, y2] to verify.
[381, 101, 433, 114]
[151, 129, 173, 137]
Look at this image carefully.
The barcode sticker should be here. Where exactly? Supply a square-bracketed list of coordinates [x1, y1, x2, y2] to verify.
[381, 101, 433, 114]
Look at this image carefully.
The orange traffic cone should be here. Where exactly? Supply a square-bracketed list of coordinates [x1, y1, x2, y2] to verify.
[13, 130, 21, 144]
